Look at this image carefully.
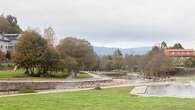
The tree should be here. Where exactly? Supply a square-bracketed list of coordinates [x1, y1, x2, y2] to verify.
[170, 43, 184, 49]
[0, 50, 5, 63]
[98, 55, 114, 71]
[139, 46, 176, 78]
[124, 54, 141, 72]
[57, 37, 97, 78]
[112, 49, 124, 70]
[6, 15, 17, 26]
[185, 57, 195, 67]
[5, 51, 11, 60]
[0, 17, 10, 33]
[44, 27, 55, 47]
[161, 41, 168, 49]
[0, 15, 22, 33]
[113, 49, 122, 56]
[13, 30, 59, 76]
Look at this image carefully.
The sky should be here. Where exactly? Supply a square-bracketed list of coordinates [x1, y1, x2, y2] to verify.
[1, 0, 195, 48]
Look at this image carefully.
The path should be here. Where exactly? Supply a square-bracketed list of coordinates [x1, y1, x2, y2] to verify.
[84, 71, 108, 79]
[0, 83, 132, 98]
[0, 81, 175, 98]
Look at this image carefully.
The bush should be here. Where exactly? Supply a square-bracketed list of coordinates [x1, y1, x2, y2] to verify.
[94, 85, 102, 90]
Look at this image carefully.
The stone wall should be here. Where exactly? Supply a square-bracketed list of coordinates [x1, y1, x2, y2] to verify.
[0, 79, 113, 91]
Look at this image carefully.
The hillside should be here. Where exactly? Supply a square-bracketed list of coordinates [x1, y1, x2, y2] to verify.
[93, 46, 152, 55]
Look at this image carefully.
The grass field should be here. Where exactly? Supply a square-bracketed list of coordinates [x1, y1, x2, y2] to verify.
[76, 71, 93, 79]
[0, 70, 92, 80]
[0, 70, 25, 78]
[0, 87, 195, 110]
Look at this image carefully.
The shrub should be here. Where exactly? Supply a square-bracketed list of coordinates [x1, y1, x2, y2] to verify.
[94, 85, 102, 90]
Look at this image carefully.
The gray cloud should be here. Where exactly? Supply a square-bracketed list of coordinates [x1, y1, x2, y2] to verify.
[1, 0, 195, 48]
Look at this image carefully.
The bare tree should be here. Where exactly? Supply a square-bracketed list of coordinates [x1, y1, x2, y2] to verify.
[139, 46, 176, 78]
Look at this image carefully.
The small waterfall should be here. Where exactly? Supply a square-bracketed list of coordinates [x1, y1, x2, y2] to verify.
[143, 82, 195, 98]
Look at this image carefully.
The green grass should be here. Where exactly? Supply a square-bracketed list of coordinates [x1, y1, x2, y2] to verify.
[0, 70, 66, 80]
[76, 71, 92, 79]
[0, 70, 92, 80]
[0, 70, 25, 78]
[0, 87, 195, 110]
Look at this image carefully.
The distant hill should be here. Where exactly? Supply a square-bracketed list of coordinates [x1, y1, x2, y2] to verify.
[93, 46, 152, 56]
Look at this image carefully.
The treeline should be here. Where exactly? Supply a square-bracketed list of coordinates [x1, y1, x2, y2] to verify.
[0, 14, 194, 78]
[95, 45, 176, 78]
[95, 41, 190, 78]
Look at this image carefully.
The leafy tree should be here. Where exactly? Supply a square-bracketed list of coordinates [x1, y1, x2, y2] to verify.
[6, 15, 17, 26]
[0, 15, 22, 34]
[57, 37, 97, 78]
[0, 17, 10, 33]
[161, 41, 168, 49]
[13, 30, 59, 76]
[170, 43, 184, 49]
[185, 57, 195, 67]
[5, 51, 11, 60]
[0, 50, 5, 63]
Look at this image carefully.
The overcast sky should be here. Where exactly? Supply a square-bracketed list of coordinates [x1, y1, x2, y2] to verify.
[1, 0, 195, 48]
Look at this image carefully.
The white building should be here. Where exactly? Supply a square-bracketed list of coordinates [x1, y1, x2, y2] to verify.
[0, 33, 20, 53]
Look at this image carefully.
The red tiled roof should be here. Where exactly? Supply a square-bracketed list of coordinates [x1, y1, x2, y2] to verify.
[165, 49, 194, 52]
[164, 49, 195, 57]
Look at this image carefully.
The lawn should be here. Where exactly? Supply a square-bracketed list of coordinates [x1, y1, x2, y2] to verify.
[0, 70, 92, 80]
[0, 70, 25, 78]
[76, 71, 93, 79]
[0, 70, 67, 80]
[0, 87, 194, 110]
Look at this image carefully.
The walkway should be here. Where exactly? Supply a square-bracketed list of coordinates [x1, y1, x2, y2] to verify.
[0, 83, 132, 98]
[0, 81, 175, 98]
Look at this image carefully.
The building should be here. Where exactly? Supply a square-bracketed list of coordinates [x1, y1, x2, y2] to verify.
[164, 49, 195, 66]
[0, 33, 20, 53]
[164, 49, 195, 57]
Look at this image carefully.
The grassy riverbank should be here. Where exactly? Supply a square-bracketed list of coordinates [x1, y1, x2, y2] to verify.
[0, 70, 92, 80]
[0, 87, 194, 110]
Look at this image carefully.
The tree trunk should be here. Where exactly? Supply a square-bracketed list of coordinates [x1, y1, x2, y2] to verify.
[67, 70, 77, 79]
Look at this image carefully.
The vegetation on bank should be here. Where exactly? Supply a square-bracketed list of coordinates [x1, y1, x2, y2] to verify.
[0, 14, 194, 79]
[0, 70, 24, 78]
[76, 71, 93, 79]
[0, 87, 195, 110]
[97, 42, 180, 78]
[10, 31, 195, 79]
[0, 70, 92, 79]
[12, 30, 97, 78]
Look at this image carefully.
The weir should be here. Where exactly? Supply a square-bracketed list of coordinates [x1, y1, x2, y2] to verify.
[131, 81, 195, 98]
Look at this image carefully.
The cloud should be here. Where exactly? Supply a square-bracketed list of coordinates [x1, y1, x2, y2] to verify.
[0, 0, 195, 48]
